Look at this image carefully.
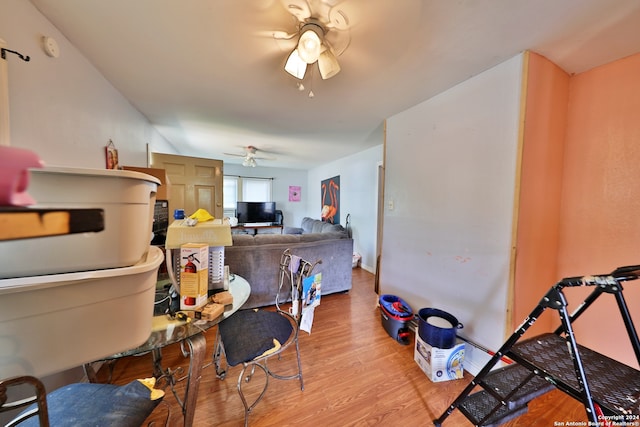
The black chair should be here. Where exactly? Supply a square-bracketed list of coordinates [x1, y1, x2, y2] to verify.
[214, 249, 321, 426]
[1, 375, 164, 426]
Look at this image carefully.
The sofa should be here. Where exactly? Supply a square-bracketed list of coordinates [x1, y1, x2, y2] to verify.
[225, 218, 353, 308]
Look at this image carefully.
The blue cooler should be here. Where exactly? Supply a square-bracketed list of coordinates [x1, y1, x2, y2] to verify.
[379, 294, 414, 345]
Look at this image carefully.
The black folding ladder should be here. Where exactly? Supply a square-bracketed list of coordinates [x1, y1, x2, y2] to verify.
[434, 265, 640, 426]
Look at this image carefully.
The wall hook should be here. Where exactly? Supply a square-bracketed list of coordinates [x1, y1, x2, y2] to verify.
[1, 48, 30, 62]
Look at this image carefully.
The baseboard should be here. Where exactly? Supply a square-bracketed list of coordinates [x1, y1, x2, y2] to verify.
[359, 264, 375, 273]
[457, 336, 509, 376]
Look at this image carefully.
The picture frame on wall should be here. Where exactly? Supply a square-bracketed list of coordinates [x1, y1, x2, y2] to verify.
[320, 175, 340, 224]
[105, 139, 119, 169]
[289, 185, 301, 202]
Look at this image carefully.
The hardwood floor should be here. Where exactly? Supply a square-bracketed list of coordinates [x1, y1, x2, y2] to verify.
[101, 267, 586, 426]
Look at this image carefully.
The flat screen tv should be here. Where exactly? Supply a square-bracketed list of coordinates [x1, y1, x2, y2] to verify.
[236, 201, 276, 225]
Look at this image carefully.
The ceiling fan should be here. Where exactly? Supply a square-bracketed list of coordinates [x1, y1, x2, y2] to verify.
[224, 146, 275, 167]
[273, 0, 352, 81]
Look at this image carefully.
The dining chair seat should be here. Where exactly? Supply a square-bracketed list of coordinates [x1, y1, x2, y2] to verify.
[1, 376, 163, 427]
[219, 309, 294, 367]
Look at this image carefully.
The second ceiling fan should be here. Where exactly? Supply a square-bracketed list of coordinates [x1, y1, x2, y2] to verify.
[224, 146, 276, 167]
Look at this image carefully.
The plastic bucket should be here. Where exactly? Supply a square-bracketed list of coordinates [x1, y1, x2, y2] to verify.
[379, 294, 413, 345]
[418, 308, 463, 349]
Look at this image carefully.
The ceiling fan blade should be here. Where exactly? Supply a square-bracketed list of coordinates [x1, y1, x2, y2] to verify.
[223, 152, 246, 157]
[328, 4, 350, 30]
[250, 148, 276, 161]
[325, 29, 350, 56]
[280, 0, 311, 22]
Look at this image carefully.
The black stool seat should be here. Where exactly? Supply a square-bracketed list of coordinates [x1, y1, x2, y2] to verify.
[219, 309, 294, 366]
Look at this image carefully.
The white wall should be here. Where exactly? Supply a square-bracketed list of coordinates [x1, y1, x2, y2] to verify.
[1, 0, 176, 167]
[0, 1, 177, 405]
[308, 136, 384, 273]
[382, 55, 524, 350]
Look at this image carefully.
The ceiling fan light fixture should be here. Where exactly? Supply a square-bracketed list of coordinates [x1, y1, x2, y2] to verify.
[281, 14, 347, 85]
[284, 48, 307, 79]
[318, 49, 340, 79]
[297, 23, 323, 64]
[242, 156, 257, 167]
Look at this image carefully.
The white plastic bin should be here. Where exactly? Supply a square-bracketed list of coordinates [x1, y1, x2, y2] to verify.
[0, 246, 164, 378]
[0, 167, 160, 278]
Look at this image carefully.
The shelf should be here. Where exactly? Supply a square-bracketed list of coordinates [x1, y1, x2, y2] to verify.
[459, 363, 554, 425]
[509, 333, 640, 415]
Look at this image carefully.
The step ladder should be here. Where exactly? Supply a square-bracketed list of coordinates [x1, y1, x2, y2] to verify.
[434, 264, 640, 426]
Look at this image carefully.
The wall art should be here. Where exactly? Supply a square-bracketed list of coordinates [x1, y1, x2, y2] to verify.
[320, 175, 340, 224]
[289, 185, 301, 202]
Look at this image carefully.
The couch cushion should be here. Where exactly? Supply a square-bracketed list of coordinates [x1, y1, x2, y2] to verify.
[300, 217, 317, 233]
[301, 217, 346, 234]
[283, 226, 303, 235]
[254, 234, 301, 244]
[232, 234, 256, 246]
[299, 232, 347, 242]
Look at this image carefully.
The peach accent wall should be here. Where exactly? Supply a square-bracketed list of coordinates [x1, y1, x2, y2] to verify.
[513, 53, 569, 338]
[558, 53, 640, 368]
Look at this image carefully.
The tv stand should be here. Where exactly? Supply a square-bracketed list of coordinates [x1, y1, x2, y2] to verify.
[232, 224, 283, 236]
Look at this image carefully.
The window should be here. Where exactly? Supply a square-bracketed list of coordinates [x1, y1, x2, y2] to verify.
[242, 178, 272, 202]
[223, 176, 272, 218]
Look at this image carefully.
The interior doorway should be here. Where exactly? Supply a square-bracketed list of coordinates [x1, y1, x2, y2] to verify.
[374, 160, 384, 294]
[150, 153, 224, 220]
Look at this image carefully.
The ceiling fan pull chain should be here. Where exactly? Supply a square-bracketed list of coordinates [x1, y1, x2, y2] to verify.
[308, 66, 315, 98]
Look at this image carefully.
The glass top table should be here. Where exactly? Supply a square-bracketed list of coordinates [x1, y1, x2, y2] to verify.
[92, 274, 250, 427]
[105, 274, 250, 359]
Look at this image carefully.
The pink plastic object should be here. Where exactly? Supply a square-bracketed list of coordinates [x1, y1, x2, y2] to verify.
[0, 146, 45, 206]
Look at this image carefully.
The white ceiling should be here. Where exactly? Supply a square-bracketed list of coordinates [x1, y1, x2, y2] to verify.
[30, 0, 640, 169]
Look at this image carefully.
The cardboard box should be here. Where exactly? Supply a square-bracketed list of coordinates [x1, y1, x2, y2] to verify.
[183, 302, 224, 321]
[165, 220, 232, 248]
[414, 334, 465, 382]
[180, 243, 209, 310]
[123, 166, 171, 200]
[211, 290, 233, 305]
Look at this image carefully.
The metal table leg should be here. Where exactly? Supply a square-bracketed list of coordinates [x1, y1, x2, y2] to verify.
[181, 333, 206, 426]
[153, 332, 207, 427]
